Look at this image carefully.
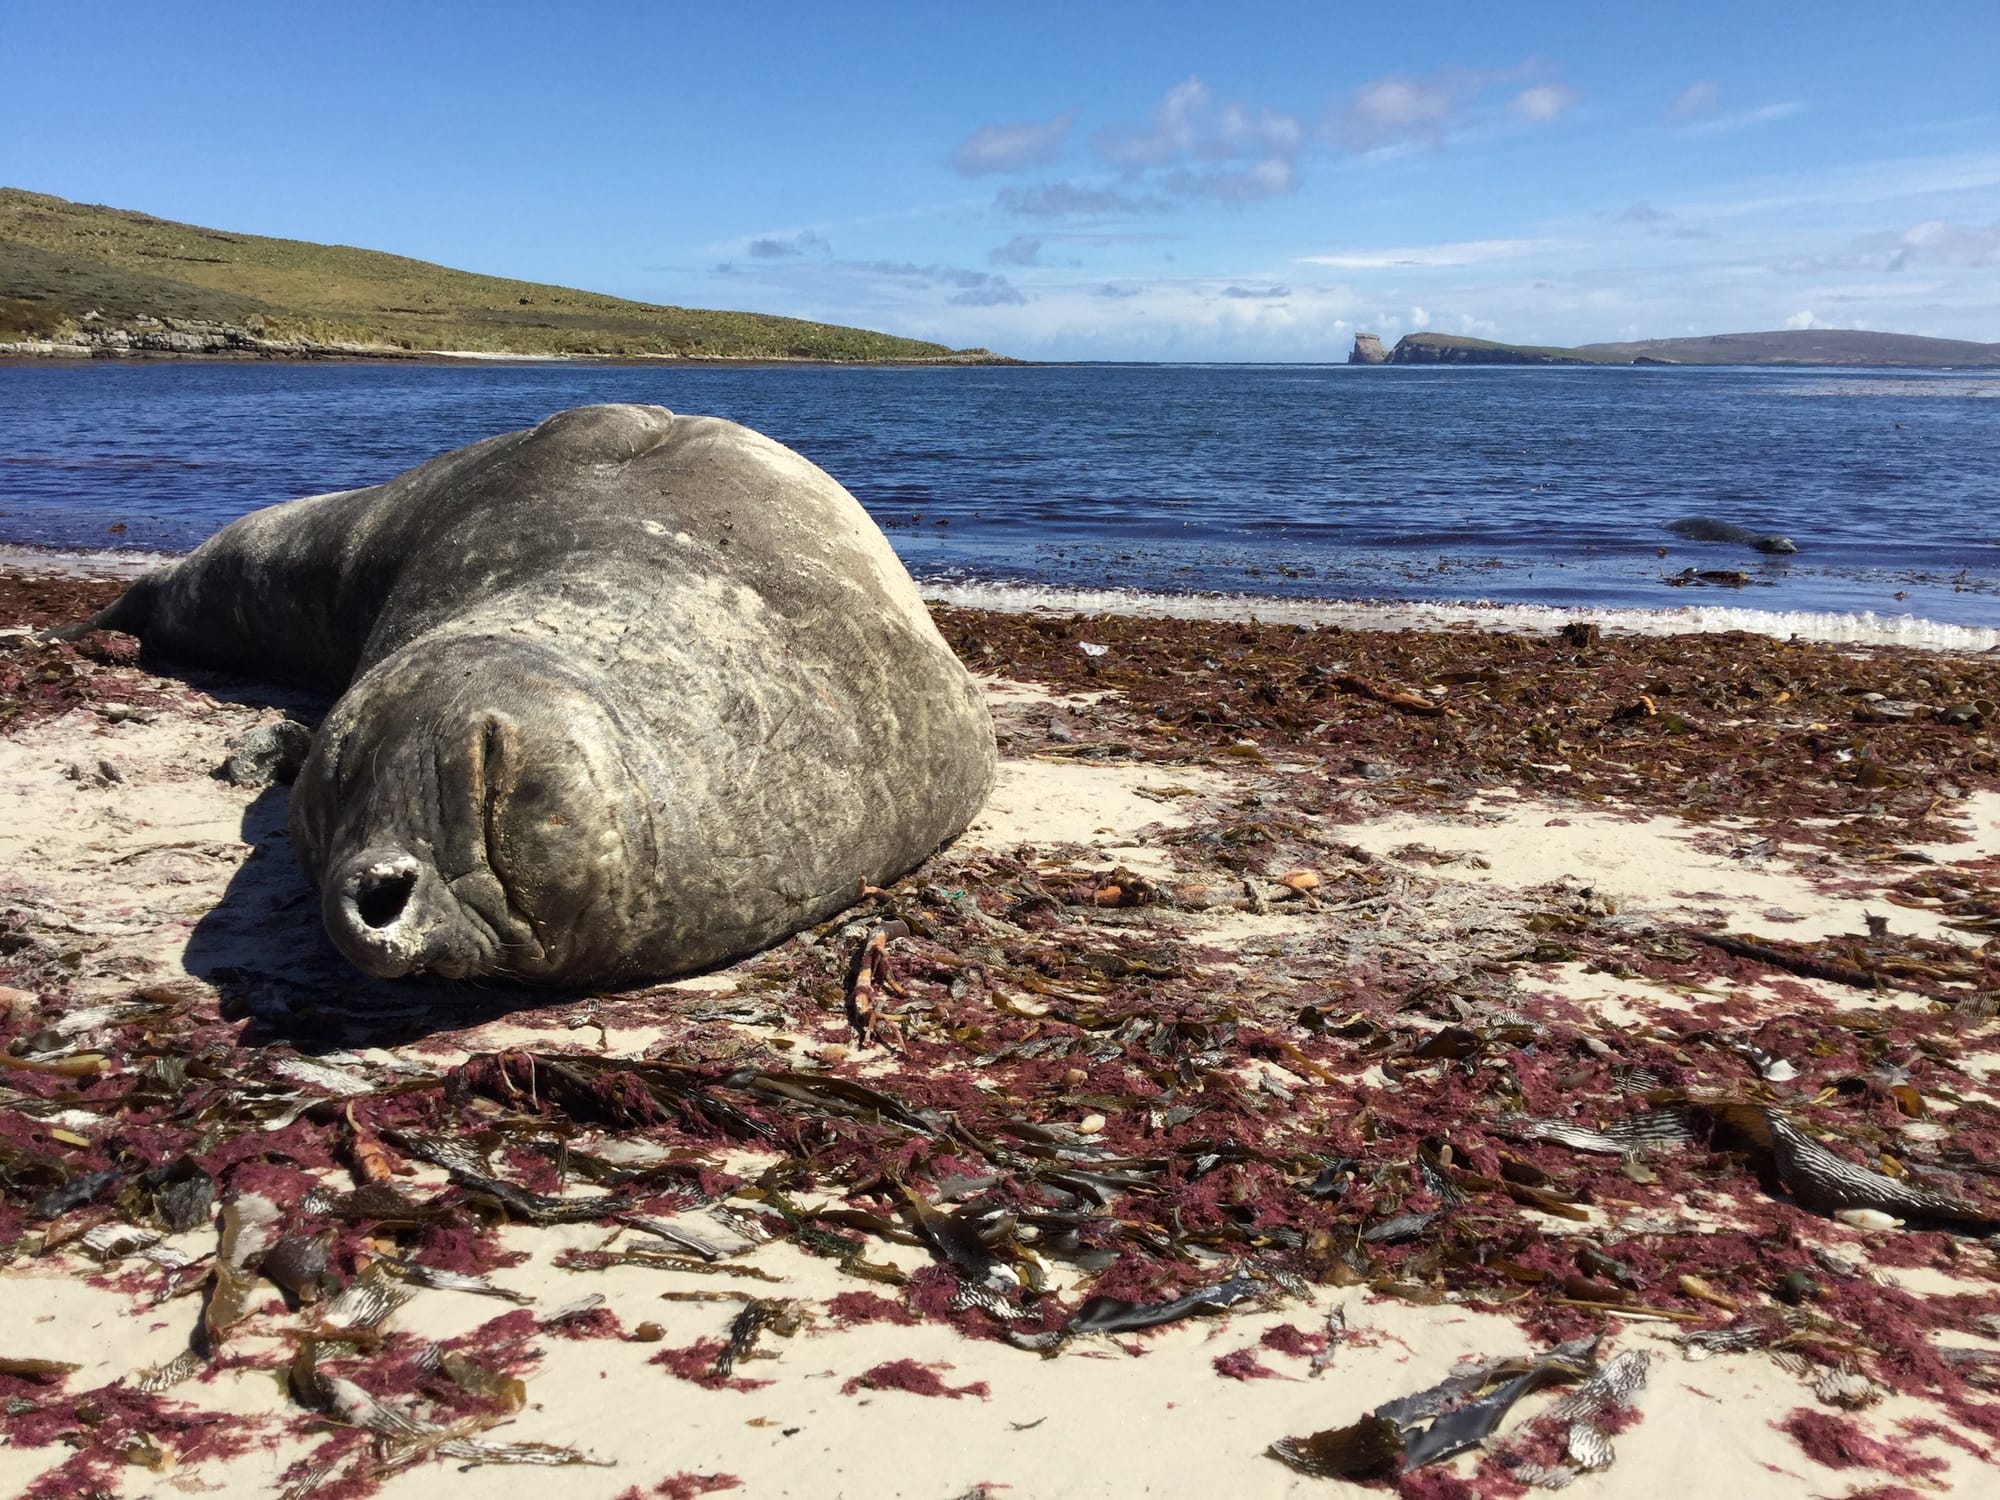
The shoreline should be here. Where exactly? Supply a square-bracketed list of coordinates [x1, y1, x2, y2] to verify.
[3, 572, 2000, 1497]
[6, 545, 1997, 653]
[0, 342, 1032, 369]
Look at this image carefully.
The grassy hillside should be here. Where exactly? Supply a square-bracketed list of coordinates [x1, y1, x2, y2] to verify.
[1390, 333, 1625, 365]
[1578, 329, 2000, 366]
[1365, 328, 2000, 368]
[0, 188, 998, 362]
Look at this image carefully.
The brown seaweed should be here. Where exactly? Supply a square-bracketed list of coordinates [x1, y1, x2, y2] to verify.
[1272, 1337, 1599, 1477]
[1065, 1273, 1263, 1335]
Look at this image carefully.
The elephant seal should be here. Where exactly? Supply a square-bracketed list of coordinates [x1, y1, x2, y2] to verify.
[84, 404, 997, 985]
[1667, 517, 1798, 554]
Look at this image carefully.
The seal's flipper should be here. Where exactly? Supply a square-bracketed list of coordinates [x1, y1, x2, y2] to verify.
[44, 573, 160, 643]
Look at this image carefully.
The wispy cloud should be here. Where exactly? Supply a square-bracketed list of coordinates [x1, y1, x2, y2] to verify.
[1298, 238, 1558, 269]
[989, 235, 1044, 267]
[1677, 101, 1804, 137]
[1092, 77, 1304, 169]
[1683, 150, 2000, 220]
[1609, 201, 1714, 240]
[949, 109, 1078, 176]
[1090, 77, 1306, 206]
[994, 180, 1172, 218]
[1221, 283, 1289, 299]
[1778, 216, 2000, 274]
[848, 259, 1027, 305]
[746, 230, 830, 258]
[1887, 217, 2000, 267]
[1614, 202, 1673, 225]
[1335, 63, 1577, 150]
[1662, 79, 1801, 136]
[1337, 69, 1485, 148]
[1664, 80, 1808, 139]
[1511, 83, 1578, 124]
[1666, 80, 1719, 123]
[1164, 157, 1297, 204]
[980, 62, 1575, 224]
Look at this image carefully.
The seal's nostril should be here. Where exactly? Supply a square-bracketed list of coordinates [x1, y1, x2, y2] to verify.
[354, 869, 416, 930]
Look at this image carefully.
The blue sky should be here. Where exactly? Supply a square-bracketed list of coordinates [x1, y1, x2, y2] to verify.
[6, 2, 1998, 359]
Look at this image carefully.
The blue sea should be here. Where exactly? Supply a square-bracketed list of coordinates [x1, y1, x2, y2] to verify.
[3, 359, 1998, 645]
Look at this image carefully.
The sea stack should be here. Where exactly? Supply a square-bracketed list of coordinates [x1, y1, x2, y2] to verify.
[1348, 333, 1390, 365]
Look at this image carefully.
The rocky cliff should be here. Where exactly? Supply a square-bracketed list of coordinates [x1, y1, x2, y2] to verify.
[1347, 333, 1389, 365]
[1385, 334, 1594, 365]
[3, 311, 412, 360]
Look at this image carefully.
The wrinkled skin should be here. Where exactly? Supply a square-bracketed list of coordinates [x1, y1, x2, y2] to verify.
[89, 405, 997, 985]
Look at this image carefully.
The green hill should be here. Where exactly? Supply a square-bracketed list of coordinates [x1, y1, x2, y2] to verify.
[1351, 328, 2000, 368]
[0, 188, 1004, 362]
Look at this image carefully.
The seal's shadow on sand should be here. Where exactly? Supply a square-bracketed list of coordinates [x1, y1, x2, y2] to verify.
[183, 779, 583, 1050]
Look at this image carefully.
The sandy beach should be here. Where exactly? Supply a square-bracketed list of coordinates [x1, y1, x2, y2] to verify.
[3, 572, 1999, 1499]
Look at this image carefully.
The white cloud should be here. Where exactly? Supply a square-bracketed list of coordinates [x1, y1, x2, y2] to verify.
[1093, 77, 1303, 170]
[949, 109, 1078, 176]
[1298, 238, 1558, 269]
[1895, 217, 2000, 267]
[1511, 84, 1577, 123]
[1335, 64, 1575, 149]
[1339, 70, 1482, 147]
[1080, 77, 1306, 207]
[1783, 309, 1821, 329]
[1410, 304, 1430, 328]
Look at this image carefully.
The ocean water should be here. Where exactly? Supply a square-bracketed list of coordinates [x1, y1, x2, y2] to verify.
[3, 359, 1998, 642]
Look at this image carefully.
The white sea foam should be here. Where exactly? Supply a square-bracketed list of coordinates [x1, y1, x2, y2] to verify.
[920, 579, 2000, 653]
[9, 544, 1992, 655]
[0, 544, 171, 579]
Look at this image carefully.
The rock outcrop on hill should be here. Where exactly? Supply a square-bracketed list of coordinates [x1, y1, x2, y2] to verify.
[1347, 333, 1389, 364]
[4, 312, 410, 360]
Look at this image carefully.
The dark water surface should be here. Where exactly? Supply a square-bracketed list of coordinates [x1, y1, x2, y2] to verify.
[2, 360, 1997, 629]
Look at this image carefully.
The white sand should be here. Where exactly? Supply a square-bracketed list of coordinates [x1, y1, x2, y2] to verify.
[2, 673, 1996, 1498]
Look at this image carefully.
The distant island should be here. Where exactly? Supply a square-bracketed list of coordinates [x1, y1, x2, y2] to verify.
[1348, 329, 2000, 368]
[0, 188, 1015, 364]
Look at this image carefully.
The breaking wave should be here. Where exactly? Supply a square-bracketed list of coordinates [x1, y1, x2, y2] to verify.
[919, 577, 2000, 653]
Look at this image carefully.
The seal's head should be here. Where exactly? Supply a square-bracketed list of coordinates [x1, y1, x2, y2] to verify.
[290, 637, 661, 982]
[1752, 534, 1798, 555]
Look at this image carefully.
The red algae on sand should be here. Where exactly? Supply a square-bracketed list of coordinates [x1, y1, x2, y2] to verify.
[1260, 1322, 1329, 1359]
[615, 1476, 743, 1500]
[1213, 1347, 1281, 1380]
[1778, 1410, 1949, 1480]
[649, 1340, 772, 1393]
[824, 1290, 918, 1326]
[841, 1359, 990, 1400]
